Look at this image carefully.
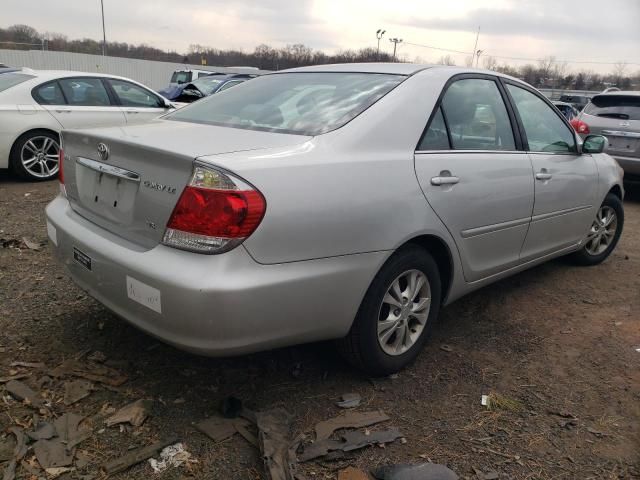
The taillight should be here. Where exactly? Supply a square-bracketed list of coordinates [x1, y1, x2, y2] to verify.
[58, 148, 66, 196]
[163, 165, 266, 254]
[570, 119, 590, 134]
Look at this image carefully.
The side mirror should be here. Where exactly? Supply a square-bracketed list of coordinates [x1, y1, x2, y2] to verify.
[582, 135, 607, 154]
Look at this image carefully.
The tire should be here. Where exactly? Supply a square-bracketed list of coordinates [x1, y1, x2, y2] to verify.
[569, 193, 624, 266]
[338, 245, 442, 376]
[10, 130, 60, 181]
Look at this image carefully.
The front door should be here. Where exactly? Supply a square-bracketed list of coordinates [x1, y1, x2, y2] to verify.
[106, 78, 170, 124]
[504, 83, 598, 260]
[414, 76, 534, 282]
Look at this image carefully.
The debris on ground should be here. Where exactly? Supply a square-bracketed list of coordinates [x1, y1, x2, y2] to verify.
[195, 416, 252, 443]
[21, 237, 42, 251]
[44, 466, 75, 478]
[440, 344, 453, 353]
[50, 358, 128, 386]
[148, 442, 194, 473]
[4, 379, 44, 407]
[103, 438, 178, 475]
[338, 466, 370, 480]
[10, 361, 45, 369]
[87, 351, 107, 363]
[26, 421, 56, 441]
[472, 467, 499, 480]
[256, 408, 298, 480]
[33, 438, 74, 469]
[336, 393, 361, 409]
[373, 463, 459, 480]
[1, 427, 27, 480]
[481, 392, 524, 412]
[0, 373, 30, 383]
[315, 410, 390, 440]
[63, 380, 93, 405]
[299, 427, 404, 462]
[106, 399, 153, 427]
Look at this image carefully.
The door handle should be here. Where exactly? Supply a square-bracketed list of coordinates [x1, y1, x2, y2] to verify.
[55, 109, 71, 113]
[431, 171, 460, 186]
[125, 110, 139, 114]
[535, 169, 553, 181]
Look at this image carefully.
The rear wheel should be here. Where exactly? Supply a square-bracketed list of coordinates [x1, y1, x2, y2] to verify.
[10, 130, 60, 181]
[569, 193, 624, 266]
[338, 246, 442, 376]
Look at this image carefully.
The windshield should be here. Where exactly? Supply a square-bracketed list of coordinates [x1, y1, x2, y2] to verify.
[583, 95, 640, 121]
[166, 72, 405, 136]
[0, 73, 35, 92]
[171, 71, 192, 84]
[189, 76, 225, 95]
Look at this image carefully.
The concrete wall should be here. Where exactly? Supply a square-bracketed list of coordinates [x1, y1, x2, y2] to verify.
[0, 49, 266, 90]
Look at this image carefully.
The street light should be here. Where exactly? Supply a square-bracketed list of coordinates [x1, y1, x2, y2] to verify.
[389, 38, 403, 61]
[376, 29, 386, 60]
[100, 0, 107, 56]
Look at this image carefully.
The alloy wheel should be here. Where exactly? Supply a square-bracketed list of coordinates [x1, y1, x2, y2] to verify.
[585, 205, 617, 256]
[20, 136, 60, 179]
[377, 269, 431, 356]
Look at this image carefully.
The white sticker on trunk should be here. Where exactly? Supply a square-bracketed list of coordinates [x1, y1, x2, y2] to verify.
[46, 220, 57, 246]
[126, 276, 162, 314]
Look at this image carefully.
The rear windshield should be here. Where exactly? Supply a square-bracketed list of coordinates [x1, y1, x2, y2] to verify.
[584, 95, 640, 121]
[166, 72, 405, 136]
[171, 71, 192, 84]
[189, 76, 225, 95]
[0, 73, 35, 92]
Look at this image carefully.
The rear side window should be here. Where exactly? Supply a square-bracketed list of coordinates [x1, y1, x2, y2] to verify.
[583, 95, 640, 121]
[33, 81, 65, 105]
[439, 78, 515, 151]
[418, 107, 450, 150]
[0, 73, 35, 92]
[59, 78, 111, 106]
[507, 84, 577, 153]
[217, 80, 243, 92]
[108, 79, 163, 108]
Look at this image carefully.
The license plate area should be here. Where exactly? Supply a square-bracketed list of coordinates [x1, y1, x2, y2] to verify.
[607, 136, 638, 153]
[75, 157, 140, 223]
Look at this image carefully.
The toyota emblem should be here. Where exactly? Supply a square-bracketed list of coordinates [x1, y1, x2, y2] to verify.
[97, 142, 109, 161]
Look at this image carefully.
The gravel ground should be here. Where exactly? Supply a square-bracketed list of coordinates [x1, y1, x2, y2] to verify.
[1, 174, 639, 480]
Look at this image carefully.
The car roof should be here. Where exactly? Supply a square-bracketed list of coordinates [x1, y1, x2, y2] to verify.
[553, 101, 574, 106]
[594, 90, 640, 97]
[15, 69, 140, 83]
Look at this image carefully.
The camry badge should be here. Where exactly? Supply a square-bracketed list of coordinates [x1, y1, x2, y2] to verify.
[620, 121, 630, 127]
[97, 143, 110, 161]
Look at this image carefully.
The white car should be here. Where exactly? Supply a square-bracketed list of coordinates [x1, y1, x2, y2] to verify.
[0, 69, 176, 181]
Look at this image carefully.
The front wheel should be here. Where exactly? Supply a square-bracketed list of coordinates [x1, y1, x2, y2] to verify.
[338, 246, 442, 376]
[569, 193, 624, 266]
[10, 130, 60, 181]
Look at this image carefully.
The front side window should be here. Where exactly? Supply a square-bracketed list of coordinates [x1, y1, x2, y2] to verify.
[59, 78, 111, 107]
[108, 79, 163, 108]
[440, 78, 515, 151]
[418, 107, 450, 150]
[583, 95, 640, 121]
[217, 80, 244, 92]
[0, 73, 35, 92]
[507, 84, 577, 153]
[33, 81, 65, 105]
[167, 72, 405, 136]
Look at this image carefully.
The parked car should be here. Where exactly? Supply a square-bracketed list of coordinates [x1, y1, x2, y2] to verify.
[169, 68, 218, 86]
[0, 69, 177, 181]
[553, 101, 579, 121]
[572, 91, 640, 182]
[559, 94, 591, 111]
[158, 73, 254, 103]
[46, 64, 624, 375]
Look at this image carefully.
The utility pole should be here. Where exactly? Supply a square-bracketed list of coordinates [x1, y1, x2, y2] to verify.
[376, 29, 386, 60]
[475, 49, 483, 67]
[389, 38, 403, 61]
[100, 0, 107, 56]
[472, 26, 480, 65]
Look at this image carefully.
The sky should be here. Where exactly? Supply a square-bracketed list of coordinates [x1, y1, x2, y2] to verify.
[2, 0, 640, 74]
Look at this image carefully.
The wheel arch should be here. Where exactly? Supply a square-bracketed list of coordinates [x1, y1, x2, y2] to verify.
[9, 127, 61, 167]
[608, 184, 623, 201]
[402, 234, 454, 304]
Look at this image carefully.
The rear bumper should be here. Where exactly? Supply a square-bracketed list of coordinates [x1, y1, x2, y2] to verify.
[611, 154, 640, 177]
[46, 195, 385, 356]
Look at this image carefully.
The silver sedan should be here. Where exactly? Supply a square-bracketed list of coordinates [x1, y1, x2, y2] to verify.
[46, 64, 624, 375]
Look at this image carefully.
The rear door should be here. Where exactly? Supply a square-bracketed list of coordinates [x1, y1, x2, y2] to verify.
[34, 78, 126, 129]
[504, 82, 598, 260]
[106, 78, 170, 124]
[414, 75, 534, 282]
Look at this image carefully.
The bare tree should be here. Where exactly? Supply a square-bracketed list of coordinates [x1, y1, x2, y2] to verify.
[437, 55, 456, 66]
[537, 56, 556, 86]
[482, 56, 498, 71]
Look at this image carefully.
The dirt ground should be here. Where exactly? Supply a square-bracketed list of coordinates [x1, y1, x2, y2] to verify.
[1, 173, 639, 480]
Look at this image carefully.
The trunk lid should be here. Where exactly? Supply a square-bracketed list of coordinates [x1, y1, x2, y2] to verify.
[582, 94, 640, 159]
[62, 119, 310, 249]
